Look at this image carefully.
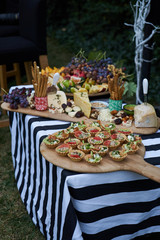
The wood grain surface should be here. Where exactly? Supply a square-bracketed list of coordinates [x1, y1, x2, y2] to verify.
[1, 102, 160, 134]
[40, 142, 160, 183]
[66, 91, 109, 97]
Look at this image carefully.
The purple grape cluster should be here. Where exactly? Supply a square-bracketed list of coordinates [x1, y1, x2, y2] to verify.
[64, 56, 114, 84]
[3, 87, 32, 109]
[84, 58, 113, 84]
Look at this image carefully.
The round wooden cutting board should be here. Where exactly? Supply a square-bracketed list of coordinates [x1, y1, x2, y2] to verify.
[40, 142, 160, 183]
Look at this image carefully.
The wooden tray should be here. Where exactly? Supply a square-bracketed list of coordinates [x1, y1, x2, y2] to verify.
[66, 91, 109, 97]
[40, 142, 160, 183]
[1, 102, 160, 134]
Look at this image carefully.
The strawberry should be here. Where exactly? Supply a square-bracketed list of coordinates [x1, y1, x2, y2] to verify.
[79, 72, 86, 78]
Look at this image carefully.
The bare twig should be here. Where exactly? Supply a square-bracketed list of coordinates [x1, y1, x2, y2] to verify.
[125, 0, 160, 104]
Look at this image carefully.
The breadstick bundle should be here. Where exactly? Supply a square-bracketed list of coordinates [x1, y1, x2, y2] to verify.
[31, 61, 48, 97]
[107, 73, 125, 100]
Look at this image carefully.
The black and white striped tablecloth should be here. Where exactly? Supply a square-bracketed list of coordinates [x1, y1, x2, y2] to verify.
[8, 86, 160, 240]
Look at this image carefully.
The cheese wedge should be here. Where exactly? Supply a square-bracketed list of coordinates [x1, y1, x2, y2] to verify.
[48, 91, 67, 108]
[73, 92, 91, 118]
[134, 103, 157, 128]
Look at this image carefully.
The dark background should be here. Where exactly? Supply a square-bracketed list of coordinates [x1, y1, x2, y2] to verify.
[46, 0, 160, 105]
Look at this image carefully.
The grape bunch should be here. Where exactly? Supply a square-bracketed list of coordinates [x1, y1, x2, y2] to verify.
[61, 56, 114, 84]
[3, 87, 32, 109]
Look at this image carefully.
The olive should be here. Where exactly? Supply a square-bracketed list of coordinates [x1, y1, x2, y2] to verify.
[121, 112, 127, 118]
[75, 111, 84, 118]
[67, 101, 72, 107]
[114, 118, 122, 125]
[62, 103, 67, 110]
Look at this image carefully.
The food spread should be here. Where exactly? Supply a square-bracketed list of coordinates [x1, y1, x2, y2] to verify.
[1, 61, 159, 134]
[43, 120, 142, 164]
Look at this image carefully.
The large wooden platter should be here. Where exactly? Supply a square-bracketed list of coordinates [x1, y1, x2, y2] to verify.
[1, 102, 160, 134]
[66, 91, 109, 97]
[40, 142, 160, 183]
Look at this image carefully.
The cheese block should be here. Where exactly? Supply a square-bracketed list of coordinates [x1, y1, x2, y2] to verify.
[48, 91, 67, 108]
[134, 103, 157, 128]
[73, 92, 91, 118]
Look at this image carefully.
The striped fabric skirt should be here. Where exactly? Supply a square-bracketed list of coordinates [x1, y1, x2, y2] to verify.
[9, 110, 160, 240]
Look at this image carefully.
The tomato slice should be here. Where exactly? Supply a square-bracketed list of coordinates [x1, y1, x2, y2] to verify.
[132, 145, 136, 150]
[103, 140, 111, 146]
[103, 131, 110, 136]
[90, 129, 99, 132]
[58, 143, 70, 149]
[111, 134, 117, 139]
[74, 130, 82, 137]
[93, 136, 102, 141]
[118, 129, 131, 135]
[67, 141, 76, 144]
[70, 154, 81, 158]
[48, 135, 57, 140]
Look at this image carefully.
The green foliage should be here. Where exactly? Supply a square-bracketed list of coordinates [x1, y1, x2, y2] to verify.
[47, 0, 160, 105]
[123, 81, 137, 98]
[47, 0, 135, 71]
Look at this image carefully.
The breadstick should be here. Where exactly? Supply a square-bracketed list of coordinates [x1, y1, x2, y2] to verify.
[37, 71, 41, 97]
[41, 75, 45, 97]
[119, 82, 125, 99]
[31, 66, 35, 81]
[34, 83, 38, 96]
[34, 62, 37, 83]
[31, 61, 48, 97]
[115, 74, 119, 100]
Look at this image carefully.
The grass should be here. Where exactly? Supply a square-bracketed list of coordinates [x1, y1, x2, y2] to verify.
[0, 127, 45, 240]
[0, 37, 72, 240]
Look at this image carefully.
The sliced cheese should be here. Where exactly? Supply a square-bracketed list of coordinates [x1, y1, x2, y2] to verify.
[73, 92, 91, 118]
[134, 103, 157, 128]
[47, 91, 67, 108]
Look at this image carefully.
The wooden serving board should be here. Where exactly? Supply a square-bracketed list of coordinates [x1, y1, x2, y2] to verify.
[66, 91, 109, 97]
[40, 142, 160, 183]
[1, 102, 160, 134]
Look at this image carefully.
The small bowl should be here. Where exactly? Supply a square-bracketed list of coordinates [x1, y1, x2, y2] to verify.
[123, 104, 136, 115]
[91, 101, 108, 110]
